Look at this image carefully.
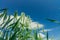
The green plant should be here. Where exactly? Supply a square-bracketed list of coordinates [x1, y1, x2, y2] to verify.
[0, 9, 33, 40]
[0, 9, 53, 40]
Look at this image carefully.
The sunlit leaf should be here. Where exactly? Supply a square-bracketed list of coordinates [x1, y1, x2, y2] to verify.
[3, 9, 7, 21]
[2, 16, 14, 29]
[12, 16, 21, 30]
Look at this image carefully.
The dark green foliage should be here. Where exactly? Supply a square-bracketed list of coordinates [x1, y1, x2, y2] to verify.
[0, 13, 5, 18]
[47, 18, 60, 24]
[46, 18, 56, 22]
[14, 11, 18, 20]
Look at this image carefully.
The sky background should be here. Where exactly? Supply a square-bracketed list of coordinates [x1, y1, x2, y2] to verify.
[0, 0, 60, 40]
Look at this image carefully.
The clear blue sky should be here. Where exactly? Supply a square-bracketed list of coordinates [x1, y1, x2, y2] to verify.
[0, 0, 60, 40]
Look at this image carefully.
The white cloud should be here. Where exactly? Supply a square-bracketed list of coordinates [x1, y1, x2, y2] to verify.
[40, 29, 52, 32]
[37, 33, 45, 38]
[29, 22, 44, 29]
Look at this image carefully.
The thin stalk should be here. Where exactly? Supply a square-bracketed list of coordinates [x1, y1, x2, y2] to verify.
[46, 31, 48, 40]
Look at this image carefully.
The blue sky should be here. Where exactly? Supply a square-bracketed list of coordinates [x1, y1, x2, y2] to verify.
[0, 0, 60, 40]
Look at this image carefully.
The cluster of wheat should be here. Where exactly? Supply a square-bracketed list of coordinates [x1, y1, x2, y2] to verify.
[0, 9, 54, 40]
